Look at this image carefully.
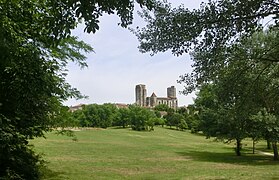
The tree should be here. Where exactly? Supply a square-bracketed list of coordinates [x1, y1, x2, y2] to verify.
[129, 105, 156, 131]
[0, 20, 93, 180]
[154, 104, 170, 111]
[113, 108, 131, 128]
[194, 82, 259, 156]
[0, 0, 155, 178]
[250, 109, 279, 160]
[164, 112, 187, 131]
[216, 29, 279, 158]
[78, 104, 118, 128]
[52, 106, 80, 128]
[177, 105, 200, 133]
[72, 109, 88, 127]
[152, 117, 166, 127]
[99, 103, 118, 128]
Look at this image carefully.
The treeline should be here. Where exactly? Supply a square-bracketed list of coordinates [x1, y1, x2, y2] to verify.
[64, 104, 199, 132]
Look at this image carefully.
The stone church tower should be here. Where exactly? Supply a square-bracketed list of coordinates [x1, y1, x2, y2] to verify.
[167, 86, 176, 98]
[135, 84, 146, 107]
[135, 84, 178, 109]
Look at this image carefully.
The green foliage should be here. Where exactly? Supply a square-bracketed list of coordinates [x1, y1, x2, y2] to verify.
[0, 0, 96, 176]
[76, 104, 118, 128]
[152, 117, 165, 126]
[177, 119, 188, 131]
[154, 110, 162, 118]
[72, 109, 87, 127]
[135, 0, 279, 94]
[71, 104, 164, 131]
[129, 105, 156, 131]
[250, 109, 279, 160]
[0, 115, 44, 180]
[52, 106, 80, 128]
[177, 106, 200, 133]
[164, 112, 187, 131]
[0, 25, 91, 178]
[194, 84, 255, 156]
[154, 104, 170, 111]
[113, 108, 131, 128]
[187, 115, 200, 133]
[136, 0, 279, 56]
[71, 0, 155, 33]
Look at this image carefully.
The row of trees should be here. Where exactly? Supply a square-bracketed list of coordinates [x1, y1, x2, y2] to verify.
[68, 104, 195, 131]
[135, 0, 279, 160]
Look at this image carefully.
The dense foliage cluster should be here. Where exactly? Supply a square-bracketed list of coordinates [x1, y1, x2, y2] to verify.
[68, 104, 198, 132]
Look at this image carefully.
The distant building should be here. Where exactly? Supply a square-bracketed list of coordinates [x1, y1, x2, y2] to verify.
[114, 103, 129, 109]
[135, 84, 147, 107]
[69, 104, 84, 112]
[135, 84, 178, 109]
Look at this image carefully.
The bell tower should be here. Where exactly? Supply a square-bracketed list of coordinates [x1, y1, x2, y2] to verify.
[135, 84, 146, 106]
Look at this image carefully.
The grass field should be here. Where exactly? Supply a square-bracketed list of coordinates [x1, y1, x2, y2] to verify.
[32, 127, 279, 179]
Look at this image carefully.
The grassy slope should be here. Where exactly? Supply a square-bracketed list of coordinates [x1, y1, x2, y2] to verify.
[32, 127, 279, 180]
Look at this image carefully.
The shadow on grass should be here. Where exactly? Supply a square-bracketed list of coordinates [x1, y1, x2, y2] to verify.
[177, 150, 279, 166]
[164, 127, 206, 136]
[109, 126, 127, 129]
[40, 165, 66, 180]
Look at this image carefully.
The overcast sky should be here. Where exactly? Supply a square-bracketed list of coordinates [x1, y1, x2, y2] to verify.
[64, 0, 205, 107]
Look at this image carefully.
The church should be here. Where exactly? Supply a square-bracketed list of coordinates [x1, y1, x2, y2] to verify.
[135, 84, 178, 109]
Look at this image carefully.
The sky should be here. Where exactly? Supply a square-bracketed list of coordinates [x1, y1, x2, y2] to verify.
[64, 0, 205, 107]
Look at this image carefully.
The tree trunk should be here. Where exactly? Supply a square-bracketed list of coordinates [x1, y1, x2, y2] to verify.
[272, 142, 278, 161]
[267, 140, 271, 149]
[236, 139, 241, 156]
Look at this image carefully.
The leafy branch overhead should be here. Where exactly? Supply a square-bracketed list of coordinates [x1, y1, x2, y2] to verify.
[135, 1, 279, 93]
[136, 0, 279, 56]
[73, 0, 155, 33]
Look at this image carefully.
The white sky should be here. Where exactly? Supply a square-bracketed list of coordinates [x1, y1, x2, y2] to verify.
[64, 0, 205, 107]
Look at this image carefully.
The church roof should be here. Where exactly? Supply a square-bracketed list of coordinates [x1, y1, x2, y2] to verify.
[151, 92, 157, 97]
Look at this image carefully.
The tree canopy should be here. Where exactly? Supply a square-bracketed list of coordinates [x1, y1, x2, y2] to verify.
[135, 0, 279, 92]
[136, 0, 279, 55]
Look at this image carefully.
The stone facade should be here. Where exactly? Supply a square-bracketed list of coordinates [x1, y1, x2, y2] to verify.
[135, 84, 178, 109]
[69, 103, 84, 112]
[135, 84, 147, 107]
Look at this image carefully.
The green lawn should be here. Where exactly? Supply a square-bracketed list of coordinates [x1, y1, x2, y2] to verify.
[32, 127, 278, 179]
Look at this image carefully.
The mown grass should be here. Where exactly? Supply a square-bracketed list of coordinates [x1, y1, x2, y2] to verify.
[32, 127, 279, 179]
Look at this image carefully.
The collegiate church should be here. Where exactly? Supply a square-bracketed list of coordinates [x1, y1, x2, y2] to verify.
[135, 84, 178, 109]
